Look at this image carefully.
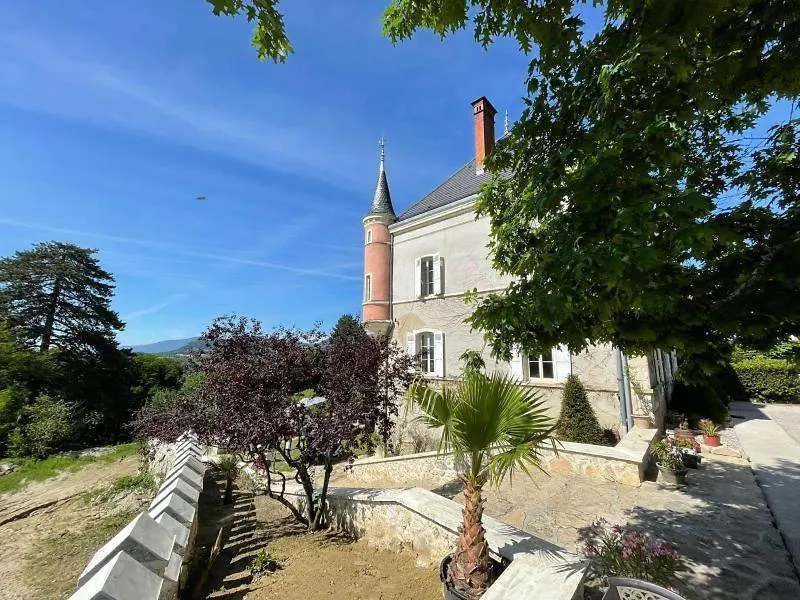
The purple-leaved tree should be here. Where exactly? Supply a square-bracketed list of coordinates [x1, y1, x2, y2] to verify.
[136, 314, 413, 530]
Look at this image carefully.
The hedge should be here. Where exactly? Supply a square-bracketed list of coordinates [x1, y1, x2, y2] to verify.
[733, 358, 800, 404]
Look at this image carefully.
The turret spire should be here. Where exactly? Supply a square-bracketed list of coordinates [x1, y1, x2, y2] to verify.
[366, 137, 396, 218]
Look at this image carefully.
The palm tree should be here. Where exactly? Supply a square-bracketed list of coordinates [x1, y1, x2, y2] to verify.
[213, 454, 241, 504]
[407, 372, 555, 598]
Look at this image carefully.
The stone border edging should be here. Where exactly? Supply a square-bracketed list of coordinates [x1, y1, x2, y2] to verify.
[68, 433, 207, 600]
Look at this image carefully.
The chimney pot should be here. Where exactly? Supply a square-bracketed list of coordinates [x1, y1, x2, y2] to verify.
[471, 96, 497, 172]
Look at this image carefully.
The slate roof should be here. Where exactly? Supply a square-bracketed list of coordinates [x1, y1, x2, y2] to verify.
[365, 162, 396, 218]
[398, 158, 493, 221]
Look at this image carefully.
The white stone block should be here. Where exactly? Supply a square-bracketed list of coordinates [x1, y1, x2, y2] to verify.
[177, 431, 198, 443]
[78, 513, 175, 586]
[164, 551, 182, 583]
[150, 477, 201, 508]
[161, 464, 204, 492]
[153, 513, 190, 554]
[70, 551, 164, 600]
[149, 492, 197, 526]
[166, 455, 206, 478]
[172, 446, 202, 465]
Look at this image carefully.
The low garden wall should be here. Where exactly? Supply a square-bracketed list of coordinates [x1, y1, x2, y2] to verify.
[347, 427, 657, 488]
[68, 434, 207, 600]
[245, 471, 587, 600]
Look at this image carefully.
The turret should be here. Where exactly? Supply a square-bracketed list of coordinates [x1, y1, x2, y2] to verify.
[362, 139, 396, 334]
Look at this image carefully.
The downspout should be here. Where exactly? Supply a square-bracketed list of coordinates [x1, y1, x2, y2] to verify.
[615, 348, 629, 433]
[622, 353, 634, 432]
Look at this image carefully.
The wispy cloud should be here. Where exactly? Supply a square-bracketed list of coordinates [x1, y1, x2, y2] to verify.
[0, 218, 361, 281]
[0, 28, 399, 192]
[123, 295, 186, 321]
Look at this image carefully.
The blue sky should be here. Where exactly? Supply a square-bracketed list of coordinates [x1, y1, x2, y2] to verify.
[0, 1, 530, 345]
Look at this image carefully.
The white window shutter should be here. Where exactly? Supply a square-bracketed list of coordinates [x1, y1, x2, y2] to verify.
[414, 258, 422, 298]
[554, 345, 571, 381]
[433, 332, 444, 377]
[433, 254, 442, 295]
[509, 345, 524, 380]
[406, 332, 416, 358]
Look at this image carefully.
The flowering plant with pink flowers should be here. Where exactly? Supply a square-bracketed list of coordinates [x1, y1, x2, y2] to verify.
[577, 518, 685, 587]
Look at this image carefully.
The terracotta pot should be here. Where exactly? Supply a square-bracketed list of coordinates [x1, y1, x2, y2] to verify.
[703, 434, 721, 447]
[633, 415, 654, 429]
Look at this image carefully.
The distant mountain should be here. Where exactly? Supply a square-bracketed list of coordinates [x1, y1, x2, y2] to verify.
[160, 338, 206, 356]
[129, 337, 199, 354]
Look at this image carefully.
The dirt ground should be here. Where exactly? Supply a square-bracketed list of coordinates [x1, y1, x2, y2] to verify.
[0, 456, 145, 600]
[201, 485, 440, 600]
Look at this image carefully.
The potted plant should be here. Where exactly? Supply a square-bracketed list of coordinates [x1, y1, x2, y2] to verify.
[650, 438, 688, 485]
[671, 438, 701, 469]
[407, 371, 555, 599]
[698, 418, 721, 447]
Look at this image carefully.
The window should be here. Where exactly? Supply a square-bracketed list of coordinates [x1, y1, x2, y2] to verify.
[406, 330, 444, 377]
[420, 256, 435, 296]
[415, 254, 443, 297]
[510, 345, 570, 381]
[365, 230, 372, 244]
[418, 332, 435, 373]
[529, 350, 555, 379]
[364, 274, 371, 302]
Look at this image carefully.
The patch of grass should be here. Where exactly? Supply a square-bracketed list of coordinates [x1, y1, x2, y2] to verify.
[88, 469, 159, 503]
[0, 442, 141, 495]
[23, 508, 139, 599]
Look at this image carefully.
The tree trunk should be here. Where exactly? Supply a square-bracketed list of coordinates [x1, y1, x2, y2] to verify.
[224, 474, 234, 504]
[312, 454, 333, 531]
[449, 478, 492, 598]
[40, 276, 62, 352]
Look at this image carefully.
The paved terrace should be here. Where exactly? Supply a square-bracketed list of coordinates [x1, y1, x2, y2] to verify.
[334, 453, 800, 599]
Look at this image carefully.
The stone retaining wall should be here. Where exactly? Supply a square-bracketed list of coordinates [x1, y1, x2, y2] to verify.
[68, 434, 207, 600]
[244, 472, 586, 600]
[347, 427, 657, 488]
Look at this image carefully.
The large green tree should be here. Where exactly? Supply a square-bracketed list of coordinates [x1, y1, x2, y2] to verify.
[0, 242, 124, 353]
[207, 1, 799, 373]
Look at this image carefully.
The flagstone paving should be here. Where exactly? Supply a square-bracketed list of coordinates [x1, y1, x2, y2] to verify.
[335, 452, 799, 600]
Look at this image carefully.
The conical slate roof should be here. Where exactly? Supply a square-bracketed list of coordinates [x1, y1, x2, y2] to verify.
[365, 140, 396, 218]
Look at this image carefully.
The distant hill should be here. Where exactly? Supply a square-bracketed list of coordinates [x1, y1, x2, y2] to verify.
[129, 337, 199, 354]
[159, 338, 206, 356]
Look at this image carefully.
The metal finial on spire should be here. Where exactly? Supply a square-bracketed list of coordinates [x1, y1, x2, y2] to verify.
[379, 136, 386, 167]
[504, 110, 510, 136]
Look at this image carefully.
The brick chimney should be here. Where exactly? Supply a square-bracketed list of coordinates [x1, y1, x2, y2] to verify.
[472, 96, 497, 172]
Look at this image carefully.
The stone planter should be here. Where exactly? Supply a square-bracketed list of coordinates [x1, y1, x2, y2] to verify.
[657, 462, 688, 485]
[702, 434, 721, 447]
[633, 415, 654, 429]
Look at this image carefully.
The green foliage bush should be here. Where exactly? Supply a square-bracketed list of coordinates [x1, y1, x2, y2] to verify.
[556, 375, 608, 445]
[0, 385, 26, 455]
[733, 358, 800, 404]
[669, 380, 729, 426]
[10, 394, 76, 458]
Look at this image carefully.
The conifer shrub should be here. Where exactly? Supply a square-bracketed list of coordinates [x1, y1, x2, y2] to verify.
[556, 374, 609, 445]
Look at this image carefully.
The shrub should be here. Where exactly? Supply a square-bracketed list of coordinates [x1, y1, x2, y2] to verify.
[10, 394, 76, 458]
[0, 386, 27, 455]
[669, 381, 729, 426]
[732, 357, 800, 404]
[250, 548, 280, 575]
[578, 519, 685, 588]
[556, 375, 607, 445]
